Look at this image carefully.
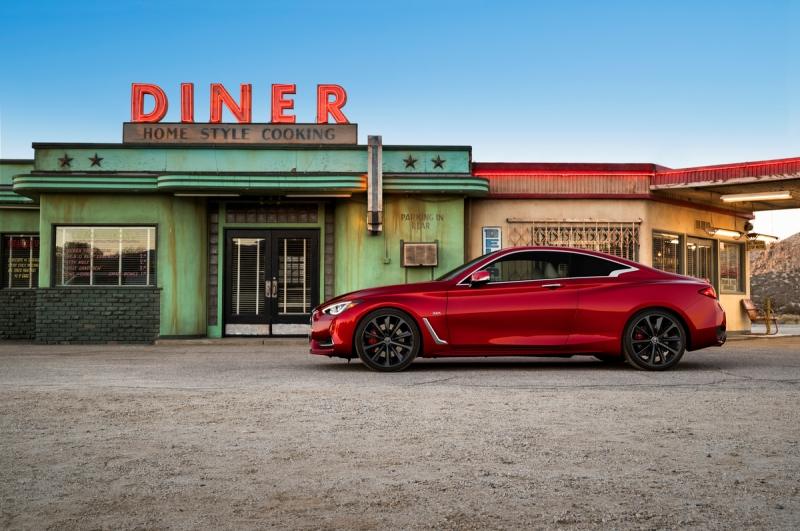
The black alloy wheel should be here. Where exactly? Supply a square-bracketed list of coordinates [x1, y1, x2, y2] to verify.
[354, 309, 420, 372]
[623, 310, 687, 370]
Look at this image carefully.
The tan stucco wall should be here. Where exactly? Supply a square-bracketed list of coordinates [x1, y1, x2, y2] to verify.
[467, 198, 751, 332]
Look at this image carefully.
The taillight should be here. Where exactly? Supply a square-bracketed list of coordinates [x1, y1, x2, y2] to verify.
[699, 286, 717, 299]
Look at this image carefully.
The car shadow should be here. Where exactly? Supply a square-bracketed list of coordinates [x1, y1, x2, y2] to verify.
[314, 356, 625, 372]
[311, 355, 721, 373]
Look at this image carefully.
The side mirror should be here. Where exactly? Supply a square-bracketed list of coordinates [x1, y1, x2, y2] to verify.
[469, 270, 491, 287]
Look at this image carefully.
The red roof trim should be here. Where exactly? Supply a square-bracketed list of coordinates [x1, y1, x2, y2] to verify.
[475, 171, 651, 177]
[655, 156, 800, 175]
[473, 157, 800, 187]
[473, 162, 657, 175]
[486, 193, 652, 199]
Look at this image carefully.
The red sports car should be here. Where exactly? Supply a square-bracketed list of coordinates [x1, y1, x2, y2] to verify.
[310, 247, 726, 371]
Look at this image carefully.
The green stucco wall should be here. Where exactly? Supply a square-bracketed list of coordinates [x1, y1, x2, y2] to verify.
[0, 209, 39, 233]
[334, 195, 465, 295]
[37, 193, 207, 336]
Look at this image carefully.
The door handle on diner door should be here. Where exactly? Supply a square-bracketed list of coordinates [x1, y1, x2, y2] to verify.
[265, 280, 272, 298]
[271, 276, 278, 298]
[542, 283, 562, 289]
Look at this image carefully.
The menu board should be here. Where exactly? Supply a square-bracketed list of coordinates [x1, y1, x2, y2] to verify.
[60, 243, 93, 285]
[3, 236, 39, 288]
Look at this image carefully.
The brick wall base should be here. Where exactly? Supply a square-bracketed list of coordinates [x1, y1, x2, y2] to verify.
[0, 289, 37, 339]
[34, 287, 161, 344]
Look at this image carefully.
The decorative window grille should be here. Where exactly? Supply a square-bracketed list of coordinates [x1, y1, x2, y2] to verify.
[2, 235, 39, 289]
[55, 227, 156, 286]
[507, 221, 640, 261]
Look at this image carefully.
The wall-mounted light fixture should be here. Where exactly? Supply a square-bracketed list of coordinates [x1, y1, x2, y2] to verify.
[747, 233, 779, 243]
[706, 227, 742, 239]
[720, 191, 792, 203]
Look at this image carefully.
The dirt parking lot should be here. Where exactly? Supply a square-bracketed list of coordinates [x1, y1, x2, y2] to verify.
[1, 338, 799, 530]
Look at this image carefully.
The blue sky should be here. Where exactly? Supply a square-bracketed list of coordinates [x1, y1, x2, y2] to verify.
[1, 0, 798, 235]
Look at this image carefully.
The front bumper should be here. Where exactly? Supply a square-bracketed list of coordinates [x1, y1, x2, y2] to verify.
[309, 308, 354, 357]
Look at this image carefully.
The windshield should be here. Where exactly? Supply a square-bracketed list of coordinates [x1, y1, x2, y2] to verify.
[435, 253, 492, 281]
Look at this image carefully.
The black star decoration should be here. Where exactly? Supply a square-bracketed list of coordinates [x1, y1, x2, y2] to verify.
[432, 155, 446, 169]
[89, 153, 103, 167]
[403, 155, 418, 169]
[58, 153, 73, 168]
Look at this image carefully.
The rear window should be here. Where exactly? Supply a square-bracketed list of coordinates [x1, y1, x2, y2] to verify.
[568, 253, 629, 277]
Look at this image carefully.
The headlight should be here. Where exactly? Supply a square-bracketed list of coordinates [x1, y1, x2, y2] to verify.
[321, 300, 359, 316]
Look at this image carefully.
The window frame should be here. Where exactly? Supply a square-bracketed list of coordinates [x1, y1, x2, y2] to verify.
[718, 240, 745, 294]
[651, 229, 683, 275]
[685, 235, 718, 290]
[1, 233, 40, 289]
[51, 224, 158, 288]
[456, 249, 638, 286]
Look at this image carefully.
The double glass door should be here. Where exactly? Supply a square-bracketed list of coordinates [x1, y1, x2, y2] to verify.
[224, 229, 319, 336]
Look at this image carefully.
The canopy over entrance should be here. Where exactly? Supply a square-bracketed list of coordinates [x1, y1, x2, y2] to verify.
[651, 157, 800, 213]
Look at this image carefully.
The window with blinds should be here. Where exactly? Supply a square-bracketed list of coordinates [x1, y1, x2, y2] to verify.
[652, 232, 682, 273]
[719, 241, 743, 293]
[277, 237, 312, 315]
[54, 227, 156, 286]
[686, 237, 714, 283]
[230, 237, 265, 316]
[2, 235, 40, 289]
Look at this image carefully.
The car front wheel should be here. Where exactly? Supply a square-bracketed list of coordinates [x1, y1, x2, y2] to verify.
[623, 310, 686, 370]
[354, 309, 420, 372]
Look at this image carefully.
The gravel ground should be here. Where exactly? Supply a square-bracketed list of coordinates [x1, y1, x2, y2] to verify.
[1, 338, 799, 530]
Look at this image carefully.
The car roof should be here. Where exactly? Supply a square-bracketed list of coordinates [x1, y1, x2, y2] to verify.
[489, 246, 640, 266]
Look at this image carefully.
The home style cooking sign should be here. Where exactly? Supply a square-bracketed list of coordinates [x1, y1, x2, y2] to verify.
[123, 82, 357, 145]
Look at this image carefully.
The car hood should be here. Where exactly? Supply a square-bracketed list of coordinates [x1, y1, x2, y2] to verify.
[319, 280, 447, 307]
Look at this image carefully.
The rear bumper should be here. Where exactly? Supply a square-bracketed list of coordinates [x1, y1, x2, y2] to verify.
[690, 302, 726, 350]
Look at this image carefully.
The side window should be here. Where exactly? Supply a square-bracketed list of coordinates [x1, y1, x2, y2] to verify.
[568, 253, 628, 277]
[480, 252, 570, 282]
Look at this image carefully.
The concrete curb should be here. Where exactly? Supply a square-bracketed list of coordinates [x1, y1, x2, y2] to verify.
[154, 337, 308, 347]
[726, 333, 800, 341]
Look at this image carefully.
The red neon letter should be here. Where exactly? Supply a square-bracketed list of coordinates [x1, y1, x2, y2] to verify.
[271, 84, 296, 124]
[131, 83, 168, 123]
[210, 83, 252, 123]
[180, 83, 194, 123]
[316, 84, 349, 124]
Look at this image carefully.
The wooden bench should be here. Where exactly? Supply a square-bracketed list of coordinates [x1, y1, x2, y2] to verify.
[742, 299, 779, 335]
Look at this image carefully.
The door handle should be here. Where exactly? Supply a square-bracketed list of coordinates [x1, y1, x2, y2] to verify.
[542, 283, 562, 289]
[271, 276, 278, 298]
[265, 279, 272, 298]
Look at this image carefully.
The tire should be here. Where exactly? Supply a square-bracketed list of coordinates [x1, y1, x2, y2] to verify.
[354, 309, 421, 372]
[622, 309, 687, 371]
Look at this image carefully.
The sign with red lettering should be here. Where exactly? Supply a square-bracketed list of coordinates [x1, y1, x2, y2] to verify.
[126, 82, 356, 144]
[130, 83, 350, 124]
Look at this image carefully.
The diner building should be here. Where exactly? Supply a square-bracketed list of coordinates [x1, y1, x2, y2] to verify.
[1, 128, 799, 342]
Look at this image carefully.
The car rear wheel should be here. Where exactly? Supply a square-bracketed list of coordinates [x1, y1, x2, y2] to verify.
[623, 310, 686, 371]
[354, 309, 420, 372]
